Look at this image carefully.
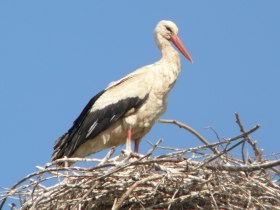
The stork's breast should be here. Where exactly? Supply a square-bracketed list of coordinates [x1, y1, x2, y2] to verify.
[124, 93, 167, 131]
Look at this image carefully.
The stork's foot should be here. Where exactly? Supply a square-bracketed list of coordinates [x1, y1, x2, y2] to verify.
[122, 148, 134, 157]
[114, 129, 143, 162]
[111, 149, 143, 164]
[123, 149, 144, 161]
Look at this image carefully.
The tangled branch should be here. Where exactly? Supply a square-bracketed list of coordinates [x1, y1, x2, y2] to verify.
[1, 113, 280, 209]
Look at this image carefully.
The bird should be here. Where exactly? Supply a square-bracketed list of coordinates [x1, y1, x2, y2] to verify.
[51, 20, 193, 163]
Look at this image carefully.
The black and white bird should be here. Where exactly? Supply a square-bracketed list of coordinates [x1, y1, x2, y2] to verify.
[52, 20, 193, 162]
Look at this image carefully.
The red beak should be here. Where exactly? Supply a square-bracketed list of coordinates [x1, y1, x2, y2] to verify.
[170, 35, 193, 63]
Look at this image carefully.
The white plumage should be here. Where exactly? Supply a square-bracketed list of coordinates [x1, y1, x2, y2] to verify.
[52, 20, 193, 162]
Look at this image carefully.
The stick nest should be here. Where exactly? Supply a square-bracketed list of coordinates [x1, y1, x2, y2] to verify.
[1, 115, 280, 209]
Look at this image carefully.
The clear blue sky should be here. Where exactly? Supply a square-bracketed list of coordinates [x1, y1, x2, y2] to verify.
[1, 1, 280, 191]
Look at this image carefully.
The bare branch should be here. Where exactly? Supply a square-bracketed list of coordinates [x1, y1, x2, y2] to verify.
[1, 116, 279, 210]
[158, 119, 221, 155]
[206, 158, 280, 172]
[235, 112, 262, 162]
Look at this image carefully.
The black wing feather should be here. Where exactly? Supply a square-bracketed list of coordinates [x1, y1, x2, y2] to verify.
[52, 90, 148, 161]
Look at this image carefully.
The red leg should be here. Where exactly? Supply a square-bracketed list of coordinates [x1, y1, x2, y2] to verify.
[134, 139, 140, 153]
[125, 128, 132, 152]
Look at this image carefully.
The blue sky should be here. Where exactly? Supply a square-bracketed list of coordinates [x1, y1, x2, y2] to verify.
[1, 0, 280, 192]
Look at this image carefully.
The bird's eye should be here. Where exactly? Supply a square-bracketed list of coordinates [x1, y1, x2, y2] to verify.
[166, 26, 173, 35]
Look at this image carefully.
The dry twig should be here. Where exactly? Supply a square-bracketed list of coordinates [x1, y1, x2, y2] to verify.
[1, 116, 279, 210]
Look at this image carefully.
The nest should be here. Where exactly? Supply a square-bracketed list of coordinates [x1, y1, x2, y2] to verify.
[1, 114, 280, 209]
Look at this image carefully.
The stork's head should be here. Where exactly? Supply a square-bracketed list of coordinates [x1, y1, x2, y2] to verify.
[155, 20, 193, 63]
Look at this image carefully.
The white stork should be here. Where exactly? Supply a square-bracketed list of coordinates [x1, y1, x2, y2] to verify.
[52, 20, 193, 162]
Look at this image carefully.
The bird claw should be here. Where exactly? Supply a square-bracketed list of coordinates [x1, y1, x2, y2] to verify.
[110, 149, 142, 163]
[122, 149, 133, 157]
[108, 149, 144, 168]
